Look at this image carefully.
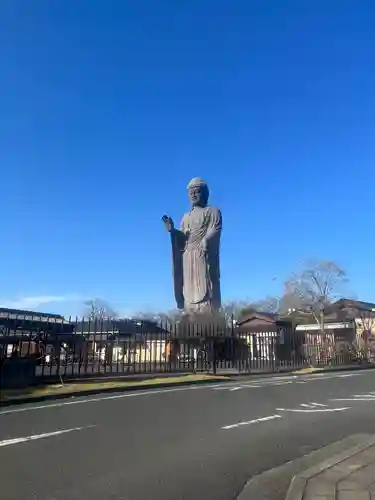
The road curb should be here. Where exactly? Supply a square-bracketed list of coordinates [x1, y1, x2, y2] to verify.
[0, 376, 234, 408]
[236, 434, 375, 500]
[0, 371, 306, 408]
[0, 371, 305, 408]
[0, 370, 305, 408]
[285, 434, 375, 500]
[222, 363, 375, 378]
[290, 363, 375, 375]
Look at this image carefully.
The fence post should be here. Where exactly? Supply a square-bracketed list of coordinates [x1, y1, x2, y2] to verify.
[213, 338, 217, 375]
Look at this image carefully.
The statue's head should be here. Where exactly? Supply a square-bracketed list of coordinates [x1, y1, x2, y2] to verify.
[187, 178, 209, 207]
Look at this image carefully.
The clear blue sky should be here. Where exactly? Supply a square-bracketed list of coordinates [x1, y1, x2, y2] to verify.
[1, 0, 374, 316]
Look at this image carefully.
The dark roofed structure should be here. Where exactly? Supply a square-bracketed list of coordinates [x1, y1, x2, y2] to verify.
[236, 311, 293, 331]
[0, 307, 67, 322]
[73, 318, 169, 340]
[0, 307, 74, 339]
[324, 299, 375, 322]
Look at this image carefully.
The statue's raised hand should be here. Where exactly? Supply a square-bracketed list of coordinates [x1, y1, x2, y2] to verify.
[162, 215, 174, 233]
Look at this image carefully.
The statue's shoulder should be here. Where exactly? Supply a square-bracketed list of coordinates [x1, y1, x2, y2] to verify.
[180, 212, 190, 230]
[206, 206, 222, 217]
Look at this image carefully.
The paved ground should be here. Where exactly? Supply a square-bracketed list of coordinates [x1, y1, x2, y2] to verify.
[2, 370, 375, 500]
[285, 434, 375, 500]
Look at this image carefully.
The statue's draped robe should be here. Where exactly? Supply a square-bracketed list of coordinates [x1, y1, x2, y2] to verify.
[171, 206, 222, 312]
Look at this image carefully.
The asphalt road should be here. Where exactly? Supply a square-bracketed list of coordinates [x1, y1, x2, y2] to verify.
[2, 370, 375, 500]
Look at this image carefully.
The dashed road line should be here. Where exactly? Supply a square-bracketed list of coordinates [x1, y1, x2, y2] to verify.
[332, 393, 375, 402]
[300, 403, 327, 408]
[276, 407, 350, 413]
[0, 426, 95, 448]
[222, 414, 281, 430]
[332, 398, 374, 402]
[214, 372, 367, 392]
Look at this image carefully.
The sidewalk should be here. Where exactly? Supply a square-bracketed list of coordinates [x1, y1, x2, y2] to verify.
[286, 435, 375, 500]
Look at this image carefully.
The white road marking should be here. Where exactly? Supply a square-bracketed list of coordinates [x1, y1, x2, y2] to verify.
[305, 376, 327, 381]
[276, 407, 350, 413]
[300, 403, 327, 408]
[0, 426, 94, 448]
[214, 381, 295, 392]
[0, 370, 370, 416]
[271, 381, 293, 386]
[222, 414, 281, 430]
[302, 374, 360, 381]
[330, 394, 375, 402]
[214, 372, 367, 393]
[214, 380, 295, 392]
[267, 376, 298, 381]
[263, 379, 295, 384]
[332, 398, 375, 402]
[215, 385, 247, 391]
[0, 386, 206, 416]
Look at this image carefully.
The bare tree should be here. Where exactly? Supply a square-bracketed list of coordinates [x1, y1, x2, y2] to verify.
[83, 298, 118, 320]
[284, 260, 348, 323]
[247, 296, 280, 315]
[221, 301, 250, 322]
[132, 310, 157, 321]
[226, 297, 281, 320]
[133, 309, 183, 329]
[163, 309, 183, 327]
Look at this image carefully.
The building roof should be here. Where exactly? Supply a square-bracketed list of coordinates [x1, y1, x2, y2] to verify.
[332, 299, 375, 311]
[324, 299, 375, 321]
[73, 318, 169, 336]
[296, 321, 354, 332]
[236, 311, 281, 327]
[0, 307, 69, 323]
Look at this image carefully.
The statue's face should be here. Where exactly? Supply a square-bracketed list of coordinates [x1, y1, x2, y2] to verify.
[188, 185, 206, 207]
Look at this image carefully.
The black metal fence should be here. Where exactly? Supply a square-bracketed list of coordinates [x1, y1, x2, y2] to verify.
[0, 315, 366, 389]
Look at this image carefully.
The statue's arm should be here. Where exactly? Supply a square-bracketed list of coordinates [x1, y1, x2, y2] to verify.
[162, 215, 187, 251]
[162, 216, 185, 310]
[171, 227, 186, 250]
[173, 216, 188, 250]
[204, 208, 222, 242]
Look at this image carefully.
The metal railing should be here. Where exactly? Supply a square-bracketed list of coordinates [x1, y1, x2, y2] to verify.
[0, 316, 368, 388]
